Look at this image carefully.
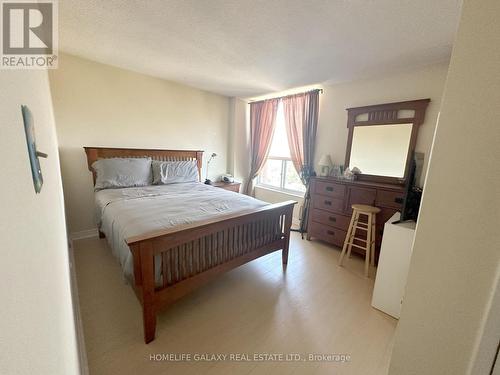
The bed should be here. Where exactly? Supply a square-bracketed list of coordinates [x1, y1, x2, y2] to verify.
[84, 147, 296, 343]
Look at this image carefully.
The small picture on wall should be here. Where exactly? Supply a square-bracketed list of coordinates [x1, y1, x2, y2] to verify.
[21, 105, 45, 193]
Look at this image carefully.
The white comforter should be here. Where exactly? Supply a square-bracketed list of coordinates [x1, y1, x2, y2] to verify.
[95, 183, 267, 282]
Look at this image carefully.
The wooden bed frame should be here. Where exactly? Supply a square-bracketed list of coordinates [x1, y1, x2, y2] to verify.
[84, 147, 296, 343]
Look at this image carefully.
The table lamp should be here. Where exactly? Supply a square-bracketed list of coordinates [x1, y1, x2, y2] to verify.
[204, 152, 217, 184]
[318, 154, 333, 176]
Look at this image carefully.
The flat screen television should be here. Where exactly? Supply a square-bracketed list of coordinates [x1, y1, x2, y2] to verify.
[393, 153, 423, 224]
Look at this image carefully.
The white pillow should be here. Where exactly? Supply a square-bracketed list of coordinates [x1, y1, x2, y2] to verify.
[152, 160, 199, 185]
[92, 157, 152, 190]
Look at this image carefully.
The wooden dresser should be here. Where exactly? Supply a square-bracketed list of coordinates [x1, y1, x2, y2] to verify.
[306, 176, 405, 261]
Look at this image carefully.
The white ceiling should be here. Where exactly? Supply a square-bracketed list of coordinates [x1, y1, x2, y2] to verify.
[59, 0, 462, 98]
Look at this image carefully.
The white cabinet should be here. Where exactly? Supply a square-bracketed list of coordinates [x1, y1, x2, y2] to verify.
[371, 212, 416, 319]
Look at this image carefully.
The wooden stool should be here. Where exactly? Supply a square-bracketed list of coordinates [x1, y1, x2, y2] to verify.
[339, 204, 381, 277]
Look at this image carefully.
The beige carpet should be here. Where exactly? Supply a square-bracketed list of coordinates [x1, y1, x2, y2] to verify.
[73, 232, 396, 375]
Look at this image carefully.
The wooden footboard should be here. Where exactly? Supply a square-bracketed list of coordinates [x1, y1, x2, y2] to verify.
[126, 200, 296, 343]
[83, 147, 296, 343]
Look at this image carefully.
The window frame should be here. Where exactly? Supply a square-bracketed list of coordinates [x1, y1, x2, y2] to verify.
[257, 156, 305, 196]
[256, 100, 305, 196]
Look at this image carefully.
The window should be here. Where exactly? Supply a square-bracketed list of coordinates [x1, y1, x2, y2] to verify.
[257, 102, 306, 195]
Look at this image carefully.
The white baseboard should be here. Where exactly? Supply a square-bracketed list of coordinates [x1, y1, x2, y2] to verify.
[70, 228, 98, 241]
[67, 242, 90, 375]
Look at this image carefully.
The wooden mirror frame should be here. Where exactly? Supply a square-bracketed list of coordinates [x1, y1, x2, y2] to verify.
[344, 98, 430, 185]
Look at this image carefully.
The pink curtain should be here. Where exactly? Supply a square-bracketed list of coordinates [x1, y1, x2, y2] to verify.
[282, 90, 319, 183]
[282, 90, 320, 234]
[244, 98, 279, 195]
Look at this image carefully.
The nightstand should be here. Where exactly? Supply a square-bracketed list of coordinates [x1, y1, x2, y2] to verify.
[211, 181, 241, 193]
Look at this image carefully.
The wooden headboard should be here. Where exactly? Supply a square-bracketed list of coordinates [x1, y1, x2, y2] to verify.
[83, 147, 204, 184]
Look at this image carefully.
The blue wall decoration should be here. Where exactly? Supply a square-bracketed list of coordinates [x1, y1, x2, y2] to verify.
[21, 105, 47, 193]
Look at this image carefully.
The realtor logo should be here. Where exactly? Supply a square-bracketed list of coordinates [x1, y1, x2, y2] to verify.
[1, 0, 58, 68]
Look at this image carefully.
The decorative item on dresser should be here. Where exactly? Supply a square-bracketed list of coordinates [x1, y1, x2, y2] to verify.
[344, 98, 430, 184]
[318, 154, 333, 176]
[211, 181, 241, 193]
[306, 176, 405, 262]
[306, 99, 430, 263]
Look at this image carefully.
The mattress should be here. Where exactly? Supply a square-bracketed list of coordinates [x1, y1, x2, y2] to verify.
[95, 182, 267, 283]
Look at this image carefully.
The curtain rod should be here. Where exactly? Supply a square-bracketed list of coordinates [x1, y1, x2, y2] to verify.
[248, 88, 323, 104]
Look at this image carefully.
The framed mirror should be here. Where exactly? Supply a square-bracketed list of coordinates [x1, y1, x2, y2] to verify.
[344, 99, 430, 185]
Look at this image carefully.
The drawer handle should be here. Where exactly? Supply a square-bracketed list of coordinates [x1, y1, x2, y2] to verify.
[329, 216, 337, 222]
[327, 230, 335, 236]
[395, 197, 404, 204]
[326, 186, 334, 192]
[324, 200, 332, 206]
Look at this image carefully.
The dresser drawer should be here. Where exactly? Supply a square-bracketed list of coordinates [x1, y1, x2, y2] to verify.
[314, 180, 346, 199]
[376, 189, 405, 209]
[311, 209, 351, 230]
[346, 186, 376, 214]
[309, 222, 347, 248]
[313, 194, 345, 213]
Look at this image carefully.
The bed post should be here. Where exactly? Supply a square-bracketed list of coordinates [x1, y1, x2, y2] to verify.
[282, 207, 293, 265]
[139, 241, 156, 344]
[196, 151, 203, 182]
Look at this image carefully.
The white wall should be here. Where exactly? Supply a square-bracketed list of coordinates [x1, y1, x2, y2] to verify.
[389, 0, 500, 373]
[49, 53, 230, 235]
[0, 70, 79, 374]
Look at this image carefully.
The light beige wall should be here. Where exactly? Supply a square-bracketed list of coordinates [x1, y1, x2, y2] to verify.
[228, 97, 250, 182]
[49, 53, 230, 234]
[389, 0, 500, 373]
[0, 70, 79, 374]
[317, 62, 449, 187]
